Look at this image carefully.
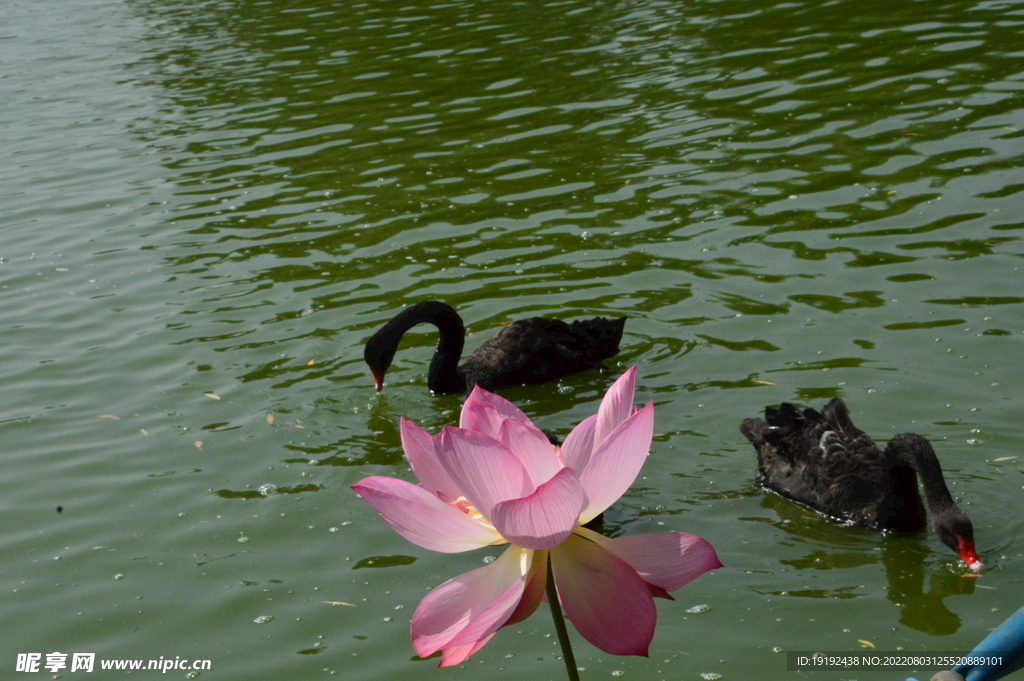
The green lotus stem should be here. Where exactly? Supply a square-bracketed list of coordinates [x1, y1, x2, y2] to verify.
[546, 555, 581, 681]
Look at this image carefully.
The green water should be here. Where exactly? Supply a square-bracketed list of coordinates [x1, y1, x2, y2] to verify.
[2, 0, 1023, 679]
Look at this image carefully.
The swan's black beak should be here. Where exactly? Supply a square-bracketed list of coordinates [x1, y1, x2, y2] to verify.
[371, 369, 384, 392]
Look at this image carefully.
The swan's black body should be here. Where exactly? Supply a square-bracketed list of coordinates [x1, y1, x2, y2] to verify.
[364, 301, 626, 394]
[740, 398, 983, 571]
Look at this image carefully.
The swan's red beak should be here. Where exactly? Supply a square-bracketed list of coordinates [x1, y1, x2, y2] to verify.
[957, 536, 984, 573]
[371, 368, 384, 392]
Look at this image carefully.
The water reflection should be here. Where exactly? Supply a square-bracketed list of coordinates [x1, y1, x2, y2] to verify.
[882, 535, 976, 636]
[353, 555, 417, 570]
[214, 483, 323, 499]
[754, 494, 976, 635]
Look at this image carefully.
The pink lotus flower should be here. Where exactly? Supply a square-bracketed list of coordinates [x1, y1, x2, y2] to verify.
[352, 367, 722, 667]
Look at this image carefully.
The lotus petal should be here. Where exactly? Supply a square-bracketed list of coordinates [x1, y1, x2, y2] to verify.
[401, 418, 460, 501]
[594, 366, 636, 447]
[491, 468, 586, 550]
[550, 533, 656, 657]
[504, 550, 547, 626]
[560, 413, 596, 473]
[438, 427, 533, 520]
[577, 527, 723, 593]
[459, 387, 533, 438]
[352, 477, 501, 552]
[458, 397, 507, 439]
[577, 400, 654, 523]
[464, 386, 532, 425]
[499, 417, 562, 486]
[438, 636, 494, 667]
[412, 546, 532, 660]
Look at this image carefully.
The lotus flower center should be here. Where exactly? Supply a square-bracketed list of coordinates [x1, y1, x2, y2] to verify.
[452, 497, 496, 531]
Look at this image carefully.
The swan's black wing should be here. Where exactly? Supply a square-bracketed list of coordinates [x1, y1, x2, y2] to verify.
[740, 398, 889, 526]
[460, 316, 625, 391]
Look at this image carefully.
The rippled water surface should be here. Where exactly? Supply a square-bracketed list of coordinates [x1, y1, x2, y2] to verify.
[3, 0, 1023, 678]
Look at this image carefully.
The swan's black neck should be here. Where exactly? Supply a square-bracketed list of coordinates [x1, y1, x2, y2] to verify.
[884, 432, 980, 569]
[882, 432, 975, 539]
[886, 433, 955, 513]
[364, 301, 466, 393]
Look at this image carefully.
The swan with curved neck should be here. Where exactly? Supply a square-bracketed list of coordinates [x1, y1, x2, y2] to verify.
[740, 398, 983, 572]
[364, 301, 626, 394]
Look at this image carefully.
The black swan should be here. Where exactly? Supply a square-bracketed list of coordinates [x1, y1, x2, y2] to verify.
[363, 301, 626, 394]
[740, 398, 983, 572]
